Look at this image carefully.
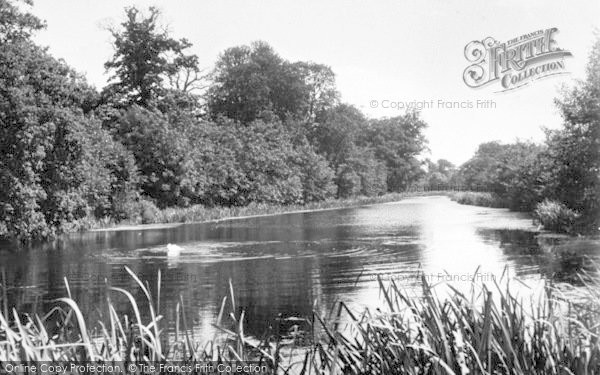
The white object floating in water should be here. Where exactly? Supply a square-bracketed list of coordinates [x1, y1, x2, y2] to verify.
[166, 243, 182, 257]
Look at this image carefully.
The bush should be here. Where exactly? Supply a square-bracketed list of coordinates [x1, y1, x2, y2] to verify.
[138, 199, 161, 224]
[534, 199, 580, 234]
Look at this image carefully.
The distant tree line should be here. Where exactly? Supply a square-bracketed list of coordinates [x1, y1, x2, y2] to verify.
[419, 38, 600, 233]
[0, 2, 428, 241]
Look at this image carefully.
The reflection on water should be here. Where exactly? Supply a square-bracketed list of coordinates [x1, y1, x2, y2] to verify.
[0, 196, 598, 339]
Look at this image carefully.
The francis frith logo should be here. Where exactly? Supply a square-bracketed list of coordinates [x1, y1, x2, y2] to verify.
[463, 28, 572, 92]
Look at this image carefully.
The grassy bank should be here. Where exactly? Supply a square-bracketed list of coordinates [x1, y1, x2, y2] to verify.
[2, 268, 599, 374]
[447, 191, 507, 208]
[90, 191, 445, 231]
[447, 192, 594, 234]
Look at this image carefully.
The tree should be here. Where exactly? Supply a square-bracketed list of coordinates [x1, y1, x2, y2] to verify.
[436, 159, 455, 176]
[362, 112, 428, 191]
[112, 106, 200, 208]
[457, 141, 544, 210]
[458, 142, 506, 192]
[104, 6, 202, 107]
[497, 142, 544, 211]
[78, 120, 140, 221]
[335, 148, 387, 198]
[0, 0, 50, 239]
[422, 159, 457, 190]
[195, 118, 306, 206]
[208, 41, 288, 123]
[310, 104, 366, 169]
[0, 0, 138, 240]
[0, 0, 44, 44]
[542, 35, 600, 230]
[290, 62, 339, 121]
[207, 41, 338, 124]
[291, 141, 336, 203]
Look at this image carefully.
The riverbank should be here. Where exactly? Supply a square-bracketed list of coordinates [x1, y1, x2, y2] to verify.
[90, 191, 447, 232]
[448, 191, 599, 235]
[447, 191, 507, 208]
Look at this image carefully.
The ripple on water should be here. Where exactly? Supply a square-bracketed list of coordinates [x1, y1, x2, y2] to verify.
[1, 195, 597, 341]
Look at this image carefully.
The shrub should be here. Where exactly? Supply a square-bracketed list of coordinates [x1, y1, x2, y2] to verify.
[138, 199, 161, 224]
[534, 199, 580, 234]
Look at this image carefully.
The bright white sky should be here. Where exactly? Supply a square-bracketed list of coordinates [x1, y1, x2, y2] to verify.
[30, 0, 599, 165]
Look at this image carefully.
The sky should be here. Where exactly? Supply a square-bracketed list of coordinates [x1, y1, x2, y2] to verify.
[29, 0, 600, 165]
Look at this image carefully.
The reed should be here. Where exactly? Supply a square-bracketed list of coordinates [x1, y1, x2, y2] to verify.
[302, 271, 600, 374]
[1, 267, 599, 374]
[0, 266, 291, 372]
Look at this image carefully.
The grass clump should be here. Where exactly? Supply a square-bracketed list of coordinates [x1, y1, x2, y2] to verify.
[534, 199, 581, 234]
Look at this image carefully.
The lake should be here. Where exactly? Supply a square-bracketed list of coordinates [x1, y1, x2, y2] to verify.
[1, 195, 598, 340]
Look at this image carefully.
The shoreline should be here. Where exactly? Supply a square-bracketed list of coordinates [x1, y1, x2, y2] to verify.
[91, 205, 357, 232]
[88, 193, 600, 245]
[89, 191, 448, 232]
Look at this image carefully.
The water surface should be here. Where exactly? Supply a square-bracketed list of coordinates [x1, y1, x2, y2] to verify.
[1, 196, 598, 338]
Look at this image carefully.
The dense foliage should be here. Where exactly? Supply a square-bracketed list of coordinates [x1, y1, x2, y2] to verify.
[534, 199, 581, 234]
[454, 141, 544, 211]
[0, 2, 428, 241]
[0, 0, 139, 239]
[1, 1, 597, 240]
[453, 38, 600, 232]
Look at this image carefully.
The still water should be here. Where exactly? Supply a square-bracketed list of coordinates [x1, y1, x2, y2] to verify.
[1, 196, 598, 339]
